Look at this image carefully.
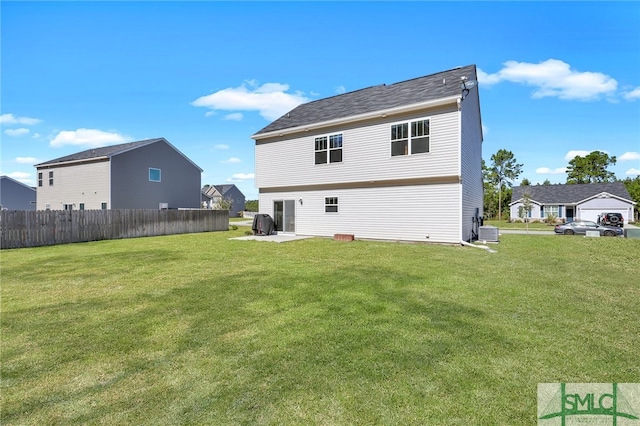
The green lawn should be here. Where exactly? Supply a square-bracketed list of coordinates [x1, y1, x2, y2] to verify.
[2, 230, 639, 425]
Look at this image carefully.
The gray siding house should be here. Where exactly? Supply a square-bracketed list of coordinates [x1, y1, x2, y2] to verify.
[252, 65, 484, 244]
[201, 184, 246, 217]
[214, 184, 246, 217]
[510, 182, 636, 223]
[0, 175, 37, 210]
[35, 138, 202, 210]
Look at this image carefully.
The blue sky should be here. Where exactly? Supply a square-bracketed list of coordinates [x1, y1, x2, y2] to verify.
[2, 1, 639, 199]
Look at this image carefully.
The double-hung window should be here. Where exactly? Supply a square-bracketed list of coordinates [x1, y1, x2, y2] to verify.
[542, 205, 559, 218]
[48, 171, 54, 186]
[315, 133, 343, 164]
[391, 118, 430, 156]
[325, 197, 338, 213]
[38, 172, 43, 187]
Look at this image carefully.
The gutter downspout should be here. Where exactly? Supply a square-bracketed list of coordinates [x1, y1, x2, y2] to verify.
[460, 240, 497, 253]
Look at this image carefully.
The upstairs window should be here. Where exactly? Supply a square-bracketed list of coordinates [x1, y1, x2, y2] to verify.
[149, 168, 161, 182]
[391, 118, 430, 156]
[315, 133, 343, 164]
[38, 172, 43, 187]
[48, 171, 54, 186]
[325, 197, 338, 213]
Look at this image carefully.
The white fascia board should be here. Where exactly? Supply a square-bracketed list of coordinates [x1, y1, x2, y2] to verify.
[35, 156, 110, 168]
[252, 95, 461, 140]
[509, 198, 542, 206]
[576, 192, 636, 206]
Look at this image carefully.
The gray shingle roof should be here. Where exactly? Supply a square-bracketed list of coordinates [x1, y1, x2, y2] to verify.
[35, 138, 164, 167]
[511, 182, 634, 204]
[254, 65, 477, 136]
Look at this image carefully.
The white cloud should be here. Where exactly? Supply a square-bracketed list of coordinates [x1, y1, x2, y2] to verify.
[482, 124, 488, 136]
[564, 150, 604, 161]
[8, 171, 31, 182]
[4, 128, 30, 136]
[32, 133, 41, 139]
[0, 113, 41, 125]
[536, 167, 567, 174]
[50, 129, 131, 148]
[478, 59, 617, 100]
[231, 173, 254, 180]
[214, 144, 229, 150]
[625, 168, 640, 176]
[624, 87, 640, 101]
[619, 152, 640, 161]
[476, 68, 502, 86]
[223, 113, 244, 121]
[15, 157, 38, 164]
[334, 85, 346, 94]
[221, 157, 241, 164]
[191, 80, 311, 121]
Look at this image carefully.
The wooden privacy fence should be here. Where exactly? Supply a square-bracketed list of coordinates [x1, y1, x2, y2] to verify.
[1, 209, 229, 249]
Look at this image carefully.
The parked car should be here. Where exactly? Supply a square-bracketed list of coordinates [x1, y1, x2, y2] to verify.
[597, 212, 624, 227]
[554, 220, 623, 237]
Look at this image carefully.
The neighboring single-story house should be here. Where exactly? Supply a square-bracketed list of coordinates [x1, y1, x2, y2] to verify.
[510, 182, 636, 223]
[34, 138, 202, 210]
[0, 175, 37, 210]
[251, 65, 483, 243]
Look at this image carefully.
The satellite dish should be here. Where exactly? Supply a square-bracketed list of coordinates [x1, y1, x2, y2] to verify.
[461, 80, 478, 90]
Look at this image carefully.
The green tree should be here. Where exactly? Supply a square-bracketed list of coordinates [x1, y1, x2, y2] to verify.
[521, 178, 531, 186]
[482, 159, 498, 218]
[213, 196, 234, 211]
[622, 176, 640, 222]
[566, 150, 617, 184]
[245, 199, 259, 212]
[542, 179, 551, 185]
[489, 149, 523, 220]
[518, 191, 533, 233]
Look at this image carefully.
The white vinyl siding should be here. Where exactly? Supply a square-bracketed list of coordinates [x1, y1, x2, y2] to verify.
[256, 105, 459, 189]
[36, 160, 110, 210]
[260, 184, 461, 243]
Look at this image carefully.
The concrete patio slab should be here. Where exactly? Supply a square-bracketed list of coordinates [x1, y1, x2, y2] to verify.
[229, 234, 313, 243]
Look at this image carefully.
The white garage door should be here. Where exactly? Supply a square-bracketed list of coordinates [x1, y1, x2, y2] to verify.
[578, 209, 627, 223]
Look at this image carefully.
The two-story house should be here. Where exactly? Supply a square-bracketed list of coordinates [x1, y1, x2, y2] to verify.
[251, 65, 483, 244]
[0, 175, 37, 210]
[35, 138, 202, 210]
[201, 184, 246, 217]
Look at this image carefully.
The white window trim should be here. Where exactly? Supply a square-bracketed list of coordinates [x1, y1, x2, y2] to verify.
[325, 197, 339, 213]
[542, 205, 559, 218]
[314, 132, 343, 165]
[149, 168, 161, 182]
[390, 116, 431, 157]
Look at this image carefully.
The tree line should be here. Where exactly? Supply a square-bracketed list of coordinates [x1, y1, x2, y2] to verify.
[483, 149, 640, 220]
